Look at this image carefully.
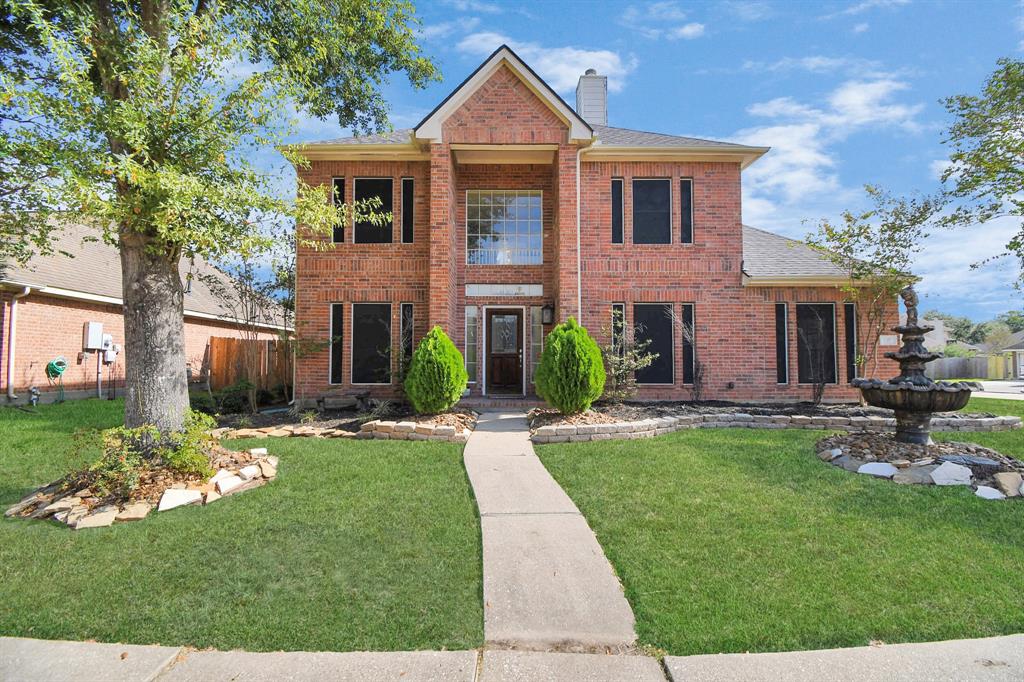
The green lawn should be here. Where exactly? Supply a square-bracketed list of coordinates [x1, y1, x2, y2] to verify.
[539, 396, 1024, 656]
[934, 397, 1024, 459]
[0, 399, 483, 652]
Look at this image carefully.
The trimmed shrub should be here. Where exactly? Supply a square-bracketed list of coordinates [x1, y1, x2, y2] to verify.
[535, 317, 606, 415]
[404, 326, 469, 414]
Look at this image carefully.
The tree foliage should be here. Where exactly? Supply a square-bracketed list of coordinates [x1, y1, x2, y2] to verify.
[923, 309, 989, 345]
[598, 308, 657, 403]
[939, 57, 1024, 286]
[535, 318, 605, 415]
[404, 326, 468, 415]
[806, 185, 942, 377]
[996, 310, 1024, 333]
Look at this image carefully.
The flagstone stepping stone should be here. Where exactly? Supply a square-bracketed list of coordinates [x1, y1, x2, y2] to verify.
[975, 486, 1006, 500]
[993, 472, 1023, 497]
[75, 507, 118, 529]
[215, 475, 244, 495]
[158, 488, 203, 511]
[116, 503, 151, 521]
[893, 465, 937, 485]
[238, 465, 261, 481]
[249, 447, 268, 456]
[858, 462, 899, 478]
[930, 461, 972, 486]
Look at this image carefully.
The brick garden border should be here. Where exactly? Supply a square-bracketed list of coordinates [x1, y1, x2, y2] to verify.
[531, 413, 1022, 444]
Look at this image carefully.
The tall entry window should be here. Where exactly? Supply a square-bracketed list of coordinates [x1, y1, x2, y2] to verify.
[351, 303, 392, 384]
[796, 304, 837, 384]
[467, 190, 542, 265]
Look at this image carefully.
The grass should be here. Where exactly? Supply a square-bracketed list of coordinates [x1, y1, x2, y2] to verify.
[0, 399, 483, 652]
[538, 395, 1024, 656]
[934, 397, 1024, 460]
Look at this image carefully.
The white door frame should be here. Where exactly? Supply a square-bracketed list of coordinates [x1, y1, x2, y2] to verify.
[481, 305, 527, 397]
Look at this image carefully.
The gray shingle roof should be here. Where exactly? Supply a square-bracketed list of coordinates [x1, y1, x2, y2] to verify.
[1002, 330, 1024, 351]
[591, 125, 751, 149]
[305, 129, 413, 145]
[742, 225, 847, 280]
[0, 222, 286, 326]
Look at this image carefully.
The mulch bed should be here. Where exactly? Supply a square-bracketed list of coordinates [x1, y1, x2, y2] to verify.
[218, 405, 476, 435]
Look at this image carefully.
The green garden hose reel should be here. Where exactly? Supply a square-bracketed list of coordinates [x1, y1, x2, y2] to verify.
[45, 356, 68, 403]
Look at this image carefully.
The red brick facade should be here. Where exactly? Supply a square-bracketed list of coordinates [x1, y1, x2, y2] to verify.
[293, 60, 898, 405]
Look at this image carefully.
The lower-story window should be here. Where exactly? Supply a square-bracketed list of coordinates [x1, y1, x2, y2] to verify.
[530, 306, 544, 383]
[796, 303, 837, 384]
[681, 304, 695, 385]
[329, 303, 344, 385]
[352, 303, 392, 384]
[844, 302, 857, 383]
[465, 306, 478, 383]
[634, 303, 674, 384]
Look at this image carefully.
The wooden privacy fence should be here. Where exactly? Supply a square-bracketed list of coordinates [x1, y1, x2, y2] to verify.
[208, 337, 290, 391]
[925, 355, 1012, 380]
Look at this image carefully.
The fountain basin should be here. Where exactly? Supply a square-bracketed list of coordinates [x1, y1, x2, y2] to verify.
[853, 379, 974, 444]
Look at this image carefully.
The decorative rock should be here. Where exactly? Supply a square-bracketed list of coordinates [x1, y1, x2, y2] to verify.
[911, 457, 935, 466]
[116, 503, 151, 521]
[376, 421, 397, 433]
[394, 421, 416, 433]
[238, 465, 261, 481]
[158, 488, 203, 511]
[169, 483, 187, 490]
[5, 493, 46, 518]
[893, 466, 937, 485]
[818, 448, 842, 462]
[857, 462, 899, 479]
[74, 508, 118, 529]
[215, 475, 244, 495]
[267, 456, 279, 468]
[834, 456, 864, 473]
[258, 460, 277, 478]
[993, 472, 1023, 498]
[435, 425, 457, 437]
[204, 490, 221, 504]
[65, 506, 88, 526]
[249, 447, 268, 456]
[891, 459, 911, 469]
[975, 486, 1006, 501]
[267, 429, 291, 438]
[209, 469, 233, 485]
[42, 496, 82, 514]
[930, 461, 973, 486]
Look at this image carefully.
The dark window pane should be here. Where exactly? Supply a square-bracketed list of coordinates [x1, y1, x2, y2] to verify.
[797, 304, 837, 384]
[330, 303, 344, 384]
[845, 302, 857, 383]
[680, 178, 693, 244]
[634, 303, 674, 384]
[775, 303, 788, 384]
[632, 179, 671, 244]
[352, 303, 391, 384]
[611, 304, 625, 355]
[332, 178, 345, 243]
[682, 304, 695, 384]
[401, 303, 414, 362]
[401, 178, 414, 243]
[611, 179, 623, 244]
[354, 178, 393, 244]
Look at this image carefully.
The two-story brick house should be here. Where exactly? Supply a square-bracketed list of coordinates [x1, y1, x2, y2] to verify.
[292, 45, 897, 406]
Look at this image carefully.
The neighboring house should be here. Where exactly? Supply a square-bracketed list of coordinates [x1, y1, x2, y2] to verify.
[1001, 331, 1024, 378]
[1, 222, 288, 403]
[899, 314, 948, 351]
[291, 45, 899, 405]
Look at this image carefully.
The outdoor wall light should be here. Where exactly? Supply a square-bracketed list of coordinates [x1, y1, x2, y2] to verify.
[541, 304, 555, 325]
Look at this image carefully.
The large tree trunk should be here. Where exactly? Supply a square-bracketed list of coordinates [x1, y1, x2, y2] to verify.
[119, 230, 190, 432]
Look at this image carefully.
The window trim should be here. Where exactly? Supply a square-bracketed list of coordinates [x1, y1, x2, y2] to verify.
[353, 177, 395, 244]
[331, 177, 346, 244]
[680, 177, 694, 245]
[681, 303, 695, 385]
[775, 302, 789, 385]
[529, 305, 544, 384]
[400, 302, 414, 365]
[350, 302, 393, 386]
[611, 302, 625, 356]
[845, 302, 858, 383]
[611, 178, 624, 244]
[465, 306, 478, 384]
[795, 302, 838, 386]
[401, 177, 414, 244]
[328, 302, 344, 385]
[634, 302, 675, 386]
[465, 189, 544, 266]
[631, 178, 673, 245]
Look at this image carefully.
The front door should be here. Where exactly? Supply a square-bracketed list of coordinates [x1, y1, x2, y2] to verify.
[486, 309, 523, 395]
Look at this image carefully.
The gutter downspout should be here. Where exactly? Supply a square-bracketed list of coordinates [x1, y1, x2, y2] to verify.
[576, 146, 583, 325]
[6, 286, 31, 400]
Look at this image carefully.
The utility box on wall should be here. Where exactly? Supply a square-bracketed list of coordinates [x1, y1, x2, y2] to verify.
[83, 322, 104, 350]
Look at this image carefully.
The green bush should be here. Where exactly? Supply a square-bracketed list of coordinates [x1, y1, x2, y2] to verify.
[215, 379, 253, 414]
[404, 326, 468, 414]
[189, 391, 217, 415]
[159, 410, 216, 478]
[535, 317, 606, 415]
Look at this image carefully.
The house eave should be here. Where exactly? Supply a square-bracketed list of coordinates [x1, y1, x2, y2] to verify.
[742, 274, 849, 287]
[582, 145, 770, 169]
[281, 142, 429, 162]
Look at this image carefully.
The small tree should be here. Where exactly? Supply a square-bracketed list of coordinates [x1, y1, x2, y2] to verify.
[404, 326, 467, 415]
[806, 185, 942, 379]
[598, 309, 657, 403]
[981, 321, 1014, 355]
[535, 318, 605, 415]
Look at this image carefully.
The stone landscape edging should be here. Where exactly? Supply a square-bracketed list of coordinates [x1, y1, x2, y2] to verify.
[216, 420, 473, 443]
[530, 413, 1022, 443]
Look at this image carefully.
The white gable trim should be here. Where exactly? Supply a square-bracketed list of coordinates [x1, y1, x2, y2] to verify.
[414, 46, 593, 144]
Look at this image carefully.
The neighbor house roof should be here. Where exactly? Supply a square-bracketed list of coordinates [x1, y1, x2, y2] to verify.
[741, 225, 849, 286]
[1001, 330, 1024, 351]
[0, 222, 289, 330]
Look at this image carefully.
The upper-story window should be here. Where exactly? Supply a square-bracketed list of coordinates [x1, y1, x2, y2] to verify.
[467, 190, 542, 265]
[632, 179, 672, 244]
[354, 178, 393, 244]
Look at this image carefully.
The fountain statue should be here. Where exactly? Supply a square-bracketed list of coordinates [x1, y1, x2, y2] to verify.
[852, 285, 974, 444]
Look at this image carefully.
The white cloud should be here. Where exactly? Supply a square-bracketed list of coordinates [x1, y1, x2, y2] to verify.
[929, 159, 952, 181]
[621, 2, 708, 40]
[418, 16, 480, 41]
[852, 22, 870, 33]
[724, 1, 774, 21]
[456, 32, 637, 93]
[826, 0, 910, 18]
[742, 55, 884, 75]
[439, 0, 502, 13]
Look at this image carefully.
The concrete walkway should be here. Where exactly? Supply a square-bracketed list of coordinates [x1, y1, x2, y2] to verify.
[463, 412, 637, 652]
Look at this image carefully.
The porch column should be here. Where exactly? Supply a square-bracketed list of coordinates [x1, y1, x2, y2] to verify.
[428, 143, 455, 333]
[555, 143, 580, 323]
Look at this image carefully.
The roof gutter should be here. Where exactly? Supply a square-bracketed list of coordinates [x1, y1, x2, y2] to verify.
[6, 286, 31, 400]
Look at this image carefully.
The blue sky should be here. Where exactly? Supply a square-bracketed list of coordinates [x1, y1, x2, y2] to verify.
[281, 0, 1024, 321]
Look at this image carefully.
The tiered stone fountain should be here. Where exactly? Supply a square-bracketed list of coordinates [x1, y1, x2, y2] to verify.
[852, 285, 974, 444]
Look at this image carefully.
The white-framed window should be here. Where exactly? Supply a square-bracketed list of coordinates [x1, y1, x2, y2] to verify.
[465, 306, 478, 383]
[530, 306, 544, 383]
[466, 190, 542, 265]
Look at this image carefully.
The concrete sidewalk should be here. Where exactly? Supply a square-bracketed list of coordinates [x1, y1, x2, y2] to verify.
[463, 412, 637, 652]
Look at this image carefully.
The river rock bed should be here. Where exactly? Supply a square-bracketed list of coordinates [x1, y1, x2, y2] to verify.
[4, 445, 278, 530]
[816, 433, 1023, 500]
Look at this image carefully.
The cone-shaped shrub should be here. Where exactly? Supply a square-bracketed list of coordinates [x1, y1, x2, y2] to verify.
[404, 326, 469, 414]
[535, 317, 606, 415]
